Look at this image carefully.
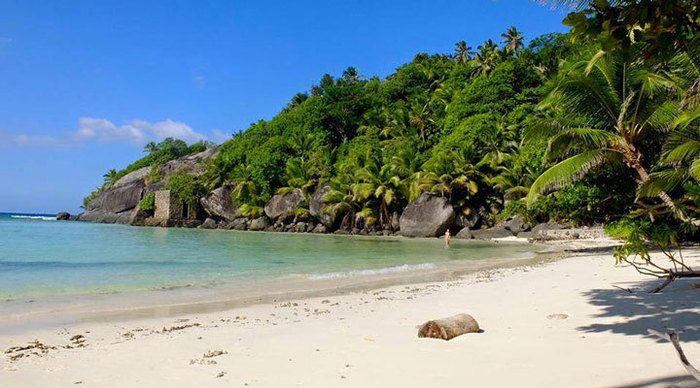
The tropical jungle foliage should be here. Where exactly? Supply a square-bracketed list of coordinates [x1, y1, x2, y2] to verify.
[93, 1, 700, 283]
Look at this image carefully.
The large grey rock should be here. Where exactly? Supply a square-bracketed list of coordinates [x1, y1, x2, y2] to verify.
[454, 210, 480, 229]
[200, 186, 238, 221]
[472, 226, 514, 240]
[86, 182, 144, 214]
[77, 209, 133, 224]
[56, 212, 71, 221]
[158, 147, 218, 178]
[455, 227, 473, 239]
[199, 217, 217, 229]
[293, 222, 308, 233]
[504, 215, 530, 234]
[399, 193, 455, 238]
[228, 218, 248, 231]
[311, 224, 327, 234]
[112, 166, 150, 188]
[309, 184, 340, 229]
[249, 217, 270, 231]
[264, 188, 305, 220]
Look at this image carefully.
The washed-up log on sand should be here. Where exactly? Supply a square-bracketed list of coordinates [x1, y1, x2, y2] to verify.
[418, 314, 481, 340]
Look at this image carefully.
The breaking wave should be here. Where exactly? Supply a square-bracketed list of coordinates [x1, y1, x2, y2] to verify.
[10, 215, 55, 221]
[308, 262, 437, 280]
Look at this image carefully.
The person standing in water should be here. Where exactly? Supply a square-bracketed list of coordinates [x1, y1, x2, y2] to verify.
[444, 229, 451, 249]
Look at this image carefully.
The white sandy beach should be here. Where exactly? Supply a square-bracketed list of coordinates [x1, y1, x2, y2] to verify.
[2, 247, 699, 388]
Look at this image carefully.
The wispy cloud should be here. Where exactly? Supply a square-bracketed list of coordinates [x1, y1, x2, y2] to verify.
[210, 129, 232, 143]
[1, 117, 209, 148]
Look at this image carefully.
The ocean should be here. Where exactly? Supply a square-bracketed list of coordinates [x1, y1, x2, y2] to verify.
[0, 212, 541, 330]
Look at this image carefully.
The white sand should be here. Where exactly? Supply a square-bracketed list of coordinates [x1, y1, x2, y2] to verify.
[2, 249, 699, 387]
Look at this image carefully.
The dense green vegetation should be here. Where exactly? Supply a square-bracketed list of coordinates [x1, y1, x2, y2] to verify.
[200, 29, 587, 229]
[92, 1, 700, 281]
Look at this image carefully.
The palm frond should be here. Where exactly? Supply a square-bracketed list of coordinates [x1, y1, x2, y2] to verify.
[526, 150, 611, 205]
[637, 169, 689, 198]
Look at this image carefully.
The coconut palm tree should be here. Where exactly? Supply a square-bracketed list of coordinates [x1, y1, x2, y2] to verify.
[103, 169, 119, 187]
[420, 150, 479, 202]
[454, 41, 473, 65]
[278, 157, 317, 195]
[525, 46, 697, 223]
[501, 26, 524, 54]
[637, 100, 700, 201]
[472, 40, 501, 76]
[355, 155, 402, 227]
[144, 141, 158, 154]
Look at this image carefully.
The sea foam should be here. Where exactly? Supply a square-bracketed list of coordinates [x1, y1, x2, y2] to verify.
[10, 215, 55, 221]
[308, 262, 437, 280]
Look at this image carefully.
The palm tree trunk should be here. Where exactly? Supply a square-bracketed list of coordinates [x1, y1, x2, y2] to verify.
[630, 159, 698, 225]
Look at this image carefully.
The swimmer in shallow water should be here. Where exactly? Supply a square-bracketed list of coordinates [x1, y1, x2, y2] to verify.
[444, 229, 451, 248]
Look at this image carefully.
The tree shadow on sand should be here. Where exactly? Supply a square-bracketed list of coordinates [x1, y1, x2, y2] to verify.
[577, 278, 700, 343]
[612, 374, 700, 388]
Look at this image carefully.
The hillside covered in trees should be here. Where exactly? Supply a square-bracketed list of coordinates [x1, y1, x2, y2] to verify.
[84, 0, 700, 247]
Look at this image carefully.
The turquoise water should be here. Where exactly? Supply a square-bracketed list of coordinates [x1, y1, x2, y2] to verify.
[0, 213, 538, 301]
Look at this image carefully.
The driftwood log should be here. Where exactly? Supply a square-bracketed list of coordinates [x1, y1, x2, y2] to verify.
[418, 313, 481, 340]
[648, 329, 700, 383]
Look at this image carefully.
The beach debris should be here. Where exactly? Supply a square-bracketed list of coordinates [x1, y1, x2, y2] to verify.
[546, 313, 569, 320]
[5, 340, 57, 361]
[191, 349, 228, 365]
[67, 334, 87, 348]
[418, 313, 481, 340]
[648, 329, 700, 383]
[204, 350, 227, 359]
[216, 371, 226, 378]
[161, 323, 201, 333]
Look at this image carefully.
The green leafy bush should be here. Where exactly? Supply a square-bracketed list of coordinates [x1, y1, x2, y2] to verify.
[166, 172, 206, 205]
[138, 193, 156, 214]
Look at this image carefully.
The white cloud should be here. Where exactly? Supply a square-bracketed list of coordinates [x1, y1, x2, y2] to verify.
[72, 117, 206, 145]
[1, 117, 210, 148]
[210, 129, 232, 143]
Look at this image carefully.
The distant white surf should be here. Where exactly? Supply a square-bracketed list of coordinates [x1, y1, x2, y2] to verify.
[10, 215, 55, 221]
[308, 263, 438, 280]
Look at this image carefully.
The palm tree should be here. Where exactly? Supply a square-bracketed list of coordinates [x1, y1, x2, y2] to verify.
[324, 173, 365, 229]
[525, 46, 697, 223]
[278, 157, 317, 195]
[638, 102, 700, 201]
[472, 40, 501, 76]
[420, 150, 479, 203]
[144, 141, 158, 154]
[103, 169, 119, 187]
[454, 41, 473, 65]
[355, 155, 402, 227]
[501, 26, 524, 54]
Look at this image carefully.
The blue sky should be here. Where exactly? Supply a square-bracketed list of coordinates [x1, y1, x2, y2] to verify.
[0, 1, 568, 214]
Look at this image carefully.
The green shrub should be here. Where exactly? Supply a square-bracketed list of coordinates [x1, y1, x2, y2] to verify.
[166, 172, 206, 205]
[138, 193, 156, 214]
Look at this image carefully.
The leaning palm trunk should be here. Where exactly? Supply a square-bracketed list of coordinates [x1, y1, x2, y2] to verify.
[623, 148, 696, 225]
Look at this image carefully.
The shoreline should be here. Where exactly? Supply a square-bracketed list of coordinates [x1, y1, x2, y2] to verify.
[0, 238, 562, 336]
[2, 245, 699, 387]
